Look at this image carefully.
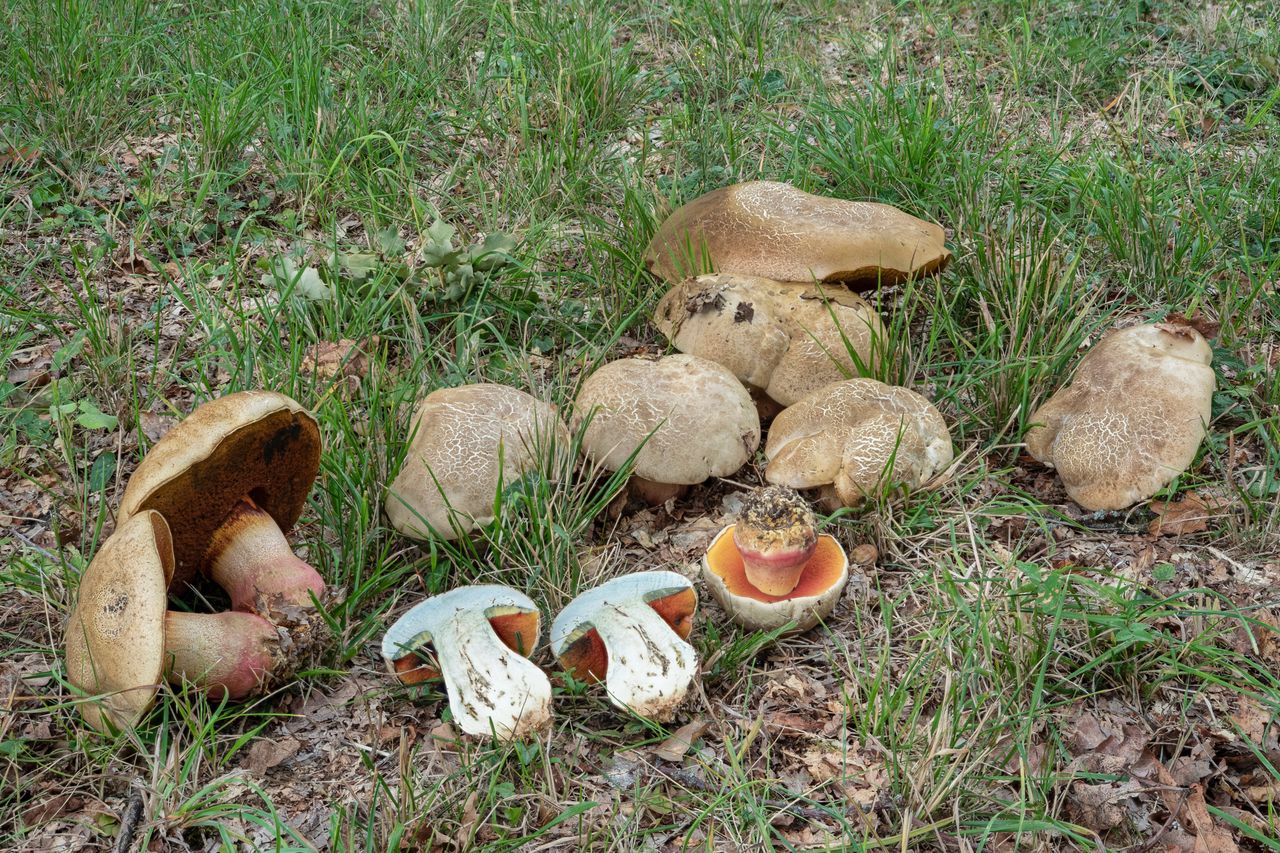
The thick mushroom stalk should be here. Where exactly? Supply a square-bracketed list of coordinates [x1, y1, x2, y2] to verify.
[205, 497, 326, 613]
[732, 486, 818, 596]
[382, 586, 551, 740]
[163, 610, 280, 699]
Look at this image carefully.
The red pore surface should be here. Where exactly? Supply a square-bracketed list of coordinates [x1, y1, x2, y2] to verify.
[392, 610, 538, 685]
[559, 588, 695, 682]
[708, 525, 845, 602]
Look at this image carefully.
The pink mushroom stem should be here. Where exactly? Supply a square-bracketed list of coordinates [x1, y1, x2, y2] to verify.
[163, 610, 280, 700]
[205, 498, 325, 614]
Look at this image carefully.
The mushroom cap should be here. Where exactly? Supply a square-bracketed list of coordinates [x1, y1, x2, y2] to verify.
[765, 378, 953, 507]
[652, 273, 887, 406]
[572, 354, 760, 485]
[119, 391, 320, 586]
[1024, 323, 1215, 511]
[65, 511, 174, 732]
[381, 585, 542, 672]
[644, 181, 951, 287]
[702, 524, 848, 633]
[386, 384, 570, 540]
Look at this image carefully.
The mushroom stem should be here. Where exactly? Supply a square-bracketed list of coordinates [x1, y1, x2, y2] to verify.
[736, 545, 816, 597]
[587, 599, 697, 721]
[732, 486, 819, 596]
[630, 478, 687, 506]
[206, 498, 325, 613]
[163, 610, 279, 700]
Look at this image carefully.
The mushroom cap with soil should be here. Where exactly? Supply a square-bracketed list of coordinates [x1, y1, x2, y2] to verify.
[1024, 323, 1215, 511]
[385, 384, 571, 540]
[644, 181, 951, 287]
[382, 585, 551, 740]
[550, 572, 698, 721]
[765, 379, 953, 508]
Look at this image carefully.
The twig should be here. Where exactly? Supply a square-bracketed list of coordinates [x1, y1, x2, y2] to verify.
[113, 784, 145, 853]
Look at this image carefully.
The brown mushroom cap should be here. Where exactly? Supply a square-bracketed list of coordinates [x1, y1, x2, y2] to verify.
[385, 384, 571, 540]
[119, 391, 320, 586]
[572, 354, 760, 486]
[644, 181, 951, 287]
[1024, 323, 1215, 511]
[653, 273, 887, 407]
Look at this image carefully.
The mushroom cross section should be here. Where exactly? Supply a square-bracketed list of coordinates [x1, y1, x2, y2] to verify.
[551, 572, 698, 721]
[381, 586, 551, 740]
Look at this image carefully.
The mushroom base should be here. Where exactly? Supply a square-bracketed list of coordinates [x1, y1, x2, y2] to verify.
[163, 610, 281, 699]
[630, 478, 689, 506]
[206, 498, 326, 614]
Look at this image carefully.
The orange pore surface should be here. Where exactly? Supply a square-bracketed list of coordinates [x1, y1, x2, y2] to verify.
[708, 526, 845, 602]
[559, 589, 696, 682]
[392, 611, 538, 685]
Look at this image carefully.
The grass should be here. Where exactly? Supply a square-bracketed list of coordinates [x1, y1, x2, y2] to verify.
[2, 0, 1279, 849]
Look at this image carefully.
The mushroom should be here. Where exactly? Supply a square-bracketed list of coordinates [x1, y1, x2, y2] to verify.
[65, 511, 281, 732]
[765, 379, 953, 509]
[644, 181, 951, 287]
[702, 487, 850, 633]
[381, 586, 551, 740]
[119, 391, 325, 618]
[385, 384, 570, 540]
[572, 354, 760, 504]
[551, 572, 698, 721]
[1024, 323, 1215, 511]
[652, 273, 887, 407]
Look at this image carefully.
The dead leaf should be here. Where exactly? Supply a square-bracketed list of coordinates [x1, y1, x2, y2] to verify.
[0, 146, 39, 169]
[1165, 311, 1221, 341]
[1149, 492, 1220, 537]
[651, 719, 709, 762]
[21, 794, 85, 827]
[244, 736, 301, 774]
[139, 412, 177, 444]
[850, 543, 877, 565]
[300, 337, 379, 393]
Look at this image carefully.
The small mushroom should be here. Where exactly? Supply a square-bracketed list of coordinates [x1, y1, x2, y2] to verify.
[551, 572, 697, 721]
[644, 181, 951, 287]
[385, 384, 570, 540]
[65, 511, 281, 732]
[572, 354, 760, 504]
[382, 586, 551, 740]
[652, 273, 887, 407]
[1025, 323, 1215, 511]
[765, 379, 953, 509]
[119, 391, 325, 618]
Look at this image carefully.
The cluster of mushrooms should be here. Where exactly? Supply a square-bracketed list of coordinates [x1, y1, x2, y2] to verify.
[65, 180, 1218, 742]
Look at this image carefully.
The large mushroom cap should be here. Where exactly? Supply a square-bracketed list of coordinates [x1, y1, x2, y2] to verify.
[644, 181, 951, 287]
[653, 273, 887, 407]
[65, 511, 173, 732]
[1024, 323, 1215, 511]
[572, 354, 760, 486]
[386, 384, 570, 540]
[765, 378, 953, 507]
[119, 391, 320, 586]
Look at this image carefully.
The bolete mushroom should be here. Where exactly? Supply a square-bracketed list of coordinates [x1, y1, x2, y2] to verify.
[382, 585, 551, 740]
[65, 511, 281, 732]
[385, 384, 570, 540]
[572, 354, 760, 504]
[765, 378, 953, 509]
[119, 391, 325, 618]
[1024, 323, 1215, 511]
[652, 273, 887, 407]
[551, 572, 697, 721]
[644, 181, 951, 287]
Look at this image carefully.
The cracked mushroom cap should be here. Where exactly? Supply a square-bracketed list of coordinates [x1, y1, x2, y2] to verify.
[1024, 323, 1215, 511]
[653, 273, 887, 407]
[644, 181, 951, 287]
[765, 379, 954, 507]
[386, 384, 570, 540]
[119, 391, 321, 586]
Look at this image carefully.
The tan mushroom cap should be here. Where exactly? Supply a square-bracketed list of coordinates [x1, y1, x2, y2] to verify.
[644, 181, 951, 287]
[386, 384, 571, 540]
[653, 273, 887, 406]
[65, 511, 173, 732]
[765, 379, 953, 507]
[1025, 323, 1215, 511]
[572, 354, 760, 486]
[119, 391, 320, 586]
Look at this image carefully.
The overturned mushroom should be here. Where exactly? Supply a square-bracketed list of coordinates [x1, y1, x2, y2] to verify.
[551, 572, 697, 721]
[644, 181, 951, 287]
[1025, 323, 1215, 511]
[572, 355, 760, 504]
[765, 379, 953, 509]
[386, 384, 570, 540]
[382, 586, 551, 740]
[65, 511, 281, 732]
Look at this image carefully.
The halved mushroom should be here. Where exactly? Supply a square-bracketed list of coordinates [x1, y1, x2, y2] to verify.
[119, 391, 324, 619]
[644, 181, 951, 288]
[1025, 323, 1215, 511]
[551, 572, 697, 721]
[382, 586, 551, 740]
[652, 273, 888, 407]
[765, 379, 953, 509]
[65, 511, 281, 732]
[386, 384, 571, 540]
[572, 354, 760, 504]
